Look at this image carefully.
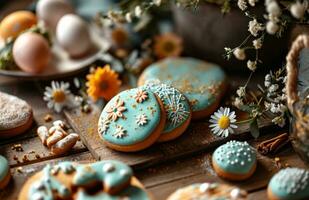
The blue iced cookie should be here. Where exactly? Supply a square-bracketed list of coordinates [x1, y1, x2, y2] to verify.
[98, 88, 166, 152]
[212, 140, 257, 181]
[138, 57, 226, 119]
[142, 82, 192, 142]
[20, 160, 151, 200]
[268, 168, 309, 200]
[0, 155, 10, 189]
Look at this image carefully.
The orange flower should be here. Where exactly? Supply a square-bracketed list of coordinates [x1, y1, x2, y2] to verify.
[154, 33, 183, 59]
[86, 65, 121, 101]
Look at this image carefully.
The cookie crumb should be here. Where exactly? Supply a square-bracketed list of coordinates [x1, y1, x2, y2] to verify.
[82, 104, 92, 113]
[22, 154, 29, 162]
[16, 167, 23, 173]
[44, 114, 53, 122]
[12, 144, 23, 152]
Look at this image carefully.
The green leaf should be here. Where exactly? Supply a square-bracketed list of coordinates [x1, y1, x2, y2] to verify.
[249, 119, 260, 139]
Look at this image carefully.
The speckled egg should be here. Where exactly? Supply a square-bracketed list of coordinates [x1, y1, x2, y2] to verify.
[36, 0, 74, 31]
[56, 14, 92, 57]
[0, 11, 37, 40]
[13, 32, 50, 74]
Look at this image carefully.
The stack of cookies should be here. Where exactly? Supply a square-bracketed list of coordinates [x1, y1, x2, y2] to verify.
[98, 57, 226, 152]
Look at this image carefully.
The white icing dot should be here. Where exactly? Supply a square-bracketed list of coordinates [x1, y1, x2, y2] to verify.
[120, 169, 130, 177]
[230, 188, 246, 199]
[199, 183, 210, 193]
[103, 163, 115, 173]
[33, 182, 45, 190]
[32, 193, 44, 200]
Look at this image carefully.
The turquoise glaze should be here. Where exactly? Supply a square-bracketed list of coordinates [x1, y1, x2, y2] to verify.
[76, 186, 150, 200]
[27, 160, 144, 200]
[0, 155, 9, 182]
[139, 58, 226, 112]
[98, 88, 161, 146]
[142, 83, 191, 134]
[28, 164, 72, 200]
[269, 168, 309, 200]
[213, 140, 256, 175]
[73, 160, 132, 190]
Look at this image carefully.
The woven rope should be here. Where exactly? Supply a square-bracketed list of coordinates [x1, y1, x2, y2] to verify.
[286, 34, 309, 113]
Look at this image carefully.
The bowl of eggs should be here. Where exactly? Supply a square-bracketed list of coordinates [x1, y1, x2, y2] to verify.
[0, 0, 109, 79]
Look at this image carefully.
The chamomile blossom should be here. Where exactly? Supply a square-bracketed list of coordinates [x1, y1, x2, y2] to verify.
[43, 81, 76, 113]
[209, 107, 238, 138]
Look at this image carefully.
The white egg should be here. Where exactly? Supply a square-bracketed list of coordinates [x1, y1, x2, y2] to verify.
[56, 14, 93, 57]
[36, 0, 74, 31]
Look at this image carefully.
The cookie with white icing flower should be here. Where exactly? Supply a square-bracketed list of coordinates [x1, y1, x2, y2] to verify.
[167, 182, 248, 200]
[18, 160, 152, 200]
[0, 155, 11, 189]
[212, 140, 257, 181]
[268, 168, 309, 200]
[138, 57, 226, 119]
[0, 92, 33, 138]
[142, 82, 192, 142]
[98, 88, 166, 152]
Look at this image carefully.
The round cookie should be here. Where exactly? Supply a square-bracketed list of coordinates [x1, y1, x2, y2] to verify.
[268, 168, 309, 200]
[18, 160, 151, 200]
[212, 140, 257, 181]
[167, 182, 248, 200]
[138, 57, 227, 119]
[0, 92, 33, 138]
[0, 155, 11, 189]
[142, 82, 192, 142]
[98, 88, 166, 152]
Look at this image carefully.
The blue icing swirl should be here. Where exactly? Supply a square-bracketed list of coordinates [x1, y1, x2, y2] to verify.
[213, 140, 256, 175]
[141, 83, 191, 134]
[269, 168, 309, 200]
[27, 161, 135, 200]
[73, 160, 132, 190]
[28, 164, 72, 200]
[98, 88, 161, 146]
[76, 186, 150, 200]
[0, 155, 9, 182]
[139, 57, 226, 112]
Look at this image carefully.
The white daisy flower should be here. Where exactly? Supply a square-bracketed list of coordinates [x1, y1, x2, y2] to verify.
[43, 81, 76, 113]
[209, 107, 238, 138]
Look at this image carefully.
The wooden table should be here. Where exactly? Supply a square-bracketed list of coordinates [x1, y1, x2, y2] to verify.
[0, 1, 308, 199]
[0, 73, 307, 200]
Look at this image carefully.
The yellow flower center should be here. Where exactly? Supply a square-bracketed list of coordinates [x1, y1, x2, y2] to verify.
[52, 90, 66, 103]
[218, 116, 230, 129]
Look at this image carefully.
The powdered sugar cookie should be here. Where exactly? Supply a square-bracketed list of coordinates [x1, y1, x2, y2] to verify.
[18, 160, 151, 200]
[98, 88, 166, 152]
[0, 92, 33, 138]
[212, 140, 257, 181]
[0, 155, 10, 189]
[167, 182, 248, 200]
[142, 82, 192, 142]
[138, 57, 226, 119]
[268, 168, 309, 200]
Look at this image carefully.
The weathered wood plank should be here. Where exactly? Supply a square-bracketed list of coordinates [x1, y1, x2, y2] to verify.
[0, 136, 87, 168]
[248, 189, 268, 200]
[135, 133, 306, 200]
[0, 81, 88, 168]
[65, 105, 279, 170]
